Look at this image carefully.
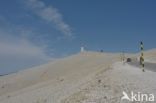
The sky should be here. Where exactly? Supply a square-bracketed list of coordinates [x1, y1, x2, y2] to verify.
[0, 0, 156, 74]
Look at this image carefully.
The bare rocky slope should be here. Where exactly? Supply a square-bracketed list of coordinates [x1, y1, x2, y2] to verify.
[0, 52, 121, 103]
[0, 50, 156, 103]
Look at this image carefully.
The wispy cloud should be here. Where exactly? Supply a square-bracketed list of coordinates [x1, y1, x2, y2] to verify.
[24, 0, 73, 37]
[0, 35, 53, 74]
[0, 18, 53, 74]
[0, 0, 74, 74]
[0, 38, 50, 60]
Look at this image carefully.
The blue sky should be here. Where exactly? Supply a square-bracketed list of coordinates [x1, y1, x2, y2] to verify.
[0, 0, 156, 74]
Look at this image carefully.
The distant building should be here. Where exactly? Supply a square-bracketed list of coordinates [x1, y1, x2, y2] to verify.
[81, 47, 85, 52]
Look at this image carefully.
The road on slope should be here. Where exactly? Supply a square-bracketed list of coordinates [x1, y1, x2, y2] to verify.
[128, 60, 156, 72]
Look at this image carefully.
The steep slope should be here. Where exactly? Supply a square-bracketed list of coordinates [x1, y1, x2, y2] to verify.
[0, 51, 120, 103]
[62, 62, 156, 103]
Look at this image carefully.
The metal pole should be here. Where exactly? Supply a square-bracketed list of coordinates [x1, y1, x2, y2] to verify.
[140, 41, 145, 72]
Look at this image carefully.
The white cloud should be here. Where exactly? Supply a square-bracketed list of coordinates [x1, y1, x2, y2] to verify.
[24, 0, 72, 37]
[0, 40, 50, 60]
[0, 2, 72, 74]
[0, 36, 53, 74]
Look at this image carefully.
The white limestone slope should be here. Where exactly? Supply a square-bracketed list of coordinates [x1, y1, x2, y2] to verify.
[0, 52, 120, 103]
[0, 50, 156, 103]
[62, 62, 156, 103]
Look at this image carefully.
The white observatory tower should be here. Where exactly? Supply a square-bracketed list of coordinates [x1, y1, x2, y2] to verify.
[81, 46, 85, 52]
